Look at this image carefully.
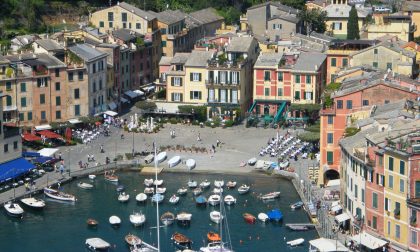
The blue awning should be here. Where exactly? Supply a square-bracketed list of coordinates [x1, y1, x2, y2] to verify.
[0, 158, 36, 183]
[22, 151, 41, 158]
[33, 156, 53, 164]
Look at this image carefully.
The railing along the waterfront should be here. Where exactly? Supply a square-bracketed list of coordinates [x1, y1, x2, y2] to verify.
[70, 160, 140, 178]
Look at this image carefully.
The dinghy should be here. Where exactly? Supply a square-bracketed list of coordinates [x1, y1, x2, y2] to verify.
[104, 170, 118, 182]
[169, 194, 180, 204]
[88, 174, 96, 180]
[214, 180, 224, 188]
[186, 159, 196, 170]
[144, 154, 154, 164]
[207, 232, 221, 242]
[160, 211, 175, 226]
[177, 187, 188, 195]
[129, 211, 146, 226]
[4, 201, 24, 218]
[238, 184, 250, 194]
[210, 210, 223, 224]
[226, 181, 236, 188]
[144, 187, 154, 195]
[193, 187, 202, 196]
[151, 193, 164, 203]
[153, 179, 163, 186]
[87, 218, 98, 227]
[144, 178, 154, 187]
[125, 233, 142, 246]
[287, 238, 304, 246]
[199, 180, 211, 188]
[78, 182, 94, 189]
[224, 195, 236, 205]
[118, 192, 130, 202]
[291, 201, 304, 210]
[168, 156, 181, 168]
[156, 152, 167, 163]
[195, 196, 207, 206]
[243, 213, 256, 224]
[20, 197, 45, 209]
[156, 187, 166, 194]
[172, 232, 193, 250]
[247, 157, 257, 166]
[258, 213, 269, 222]
[213, 187, 223, 194]
[208, 194, 221, 206]
[187, 180, 197, 188]
[85, 238, 110, 251]
[109, 215, 121, 226]
[135, 193, 147, 203]
[176, 212, 192, 226]
[267, 209, 283, 222]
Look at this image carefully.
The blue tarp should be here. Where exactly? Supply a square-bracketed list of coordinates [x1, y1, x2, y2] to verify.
[0, 158, 36, 183]
[267, 209, 283, 221]
[33, 156, 53, 164]
[22, 152, 41, 158]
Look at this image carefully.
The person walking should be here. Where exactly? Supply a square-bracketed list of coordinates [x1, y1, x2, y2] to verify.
[216, 139, 220, 147]
[58, 152, 62, 160]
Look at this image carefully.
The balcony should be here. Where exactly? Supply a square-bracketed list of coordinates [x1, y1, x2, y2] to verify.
[207, 58, 247, 69]
[320, 106, 336, 116]
[207, 98, 239, 105]
[205, 79, 239, 87]
[3, 126, 20, 139]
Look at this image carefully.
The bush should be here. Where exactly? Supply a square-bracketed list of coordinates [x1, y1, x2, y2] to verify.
[178, 105, 207, 122]
[325, 82, 341, 91]
[155, 89, 166, 99]
[169, 118, 178, 124]
[224, 120, 234, 127]
[344, 127, 360, 137]
[135, 101, 157, 111]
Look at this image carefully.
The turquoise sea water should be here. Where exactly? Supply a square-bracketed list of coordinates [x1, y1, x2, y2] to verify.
[0, 172, 318, 251]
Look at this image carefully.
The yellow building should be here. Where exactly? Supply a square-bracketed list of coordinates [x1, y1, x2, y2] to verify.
[366, 14, 415, 42]
[403, 1, 420, 38]
[184, 51, 214, 104]
[383, 149, 410, 251]
[402, 41, 420, 70]
[165, 53, 190, 103]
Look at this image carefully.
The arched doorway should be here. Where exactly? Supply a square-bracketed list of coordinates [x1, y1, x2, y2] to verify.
[264, 105, 270, 115]
[324, 169, 340, 184]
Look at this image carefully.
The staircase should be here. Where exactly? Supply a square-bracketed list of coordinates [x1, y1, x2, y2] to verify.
[273, 102, 287, 124]
[247, 100, 257, 113]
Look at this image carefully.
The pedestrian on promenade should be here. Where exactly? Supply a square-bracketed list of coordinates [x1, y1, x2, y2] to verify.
[197, 133, 201, 141]
[216, 139, 220, 147]
[212, 144, 216, 152]
[59, 152, 62, 160]
[59, 164, 64, 175]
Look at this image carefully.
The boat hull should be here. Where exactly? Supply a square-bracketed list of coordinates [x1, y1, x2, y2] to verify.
[20, 198, 45, 209]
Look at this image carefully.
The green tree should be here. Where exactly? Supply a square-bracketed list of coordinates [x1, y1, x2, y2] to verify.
[280, 0, 306, 10]
[347, 5, 360, 40]
[298, 8, 327, 34]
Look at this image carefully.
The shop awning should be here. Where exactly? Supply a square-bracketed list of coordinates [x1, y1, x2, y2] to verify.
[37, 130, 63, 139]
[0, 158, 36, 183]
[104, 110, 118, 117]
[35, 124, 52, 131]
[124, 90, 139, 99]
[22, 151, 41, 158]
[335, 212, 351, 223]
[68, 118, 82, 124]
[108, 102, 117, 111]
[326, 179, 340, 187]
[22, 133, 42, 142]
[331, 205, 343, 213]
[309, 238, 348, 252]
[33, 156, 53, 164]
[37, 148, 59, 157]
[351, 232, 388, 250]
[120, 97, 129, 103]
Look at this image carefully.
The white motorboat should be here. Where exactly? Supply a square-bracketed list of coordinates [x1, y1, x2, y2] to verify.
[214, 180, 224, 188]
[169, 194, 180, 204]
[213, 188, 223, 194]
[258, 213, 269, 222]
[260, 191, 281, 200]
[287, 238, 304, 246]
[144, 187, 154, 195]
[186, 159, 196, 170]
[226, 181, 236, 189]
[255, 160, 271, 170]
[238, 184, 250, 194]
[177, 187, 188, 195]
[210, 210, 223, 224]
[144, 178, 154, 187]
[130, 211, 146, 227]
[118, 192, 130, 202]
[86, 238, 111, 251]
[224, 195, 236, 205]
[161, 211, 175, 226]
[187, 180, 198, 188]
[4, 201, 24, 218]
[208, 194, 221, 206]
[153, 179, 163, 186]
[156, 151, 167, 163]
[176, 212, 192, 225]
[193, 187, 202, 196]
[20, 197, 45, 209]
[279, 161, 289, 169]
[247, 157, 257, 166]
[151, 193, 164, 203]
[199, 180, 211, 189]
[135, 193, 147, 203]
[78, 182, 94, 189]
[156, 187, 166, 194]
[168, 156, 181, 168]
[200, 241, 233, 252]
[144, 154, 154, 164]
[109, 215, 121, 226]
[44, 187, 76, 202]
[88, 174, 96, 180]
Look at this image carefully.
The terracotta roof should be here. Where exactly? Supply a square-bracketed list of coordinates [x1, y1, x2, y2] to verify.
[402, 41, 420, 52]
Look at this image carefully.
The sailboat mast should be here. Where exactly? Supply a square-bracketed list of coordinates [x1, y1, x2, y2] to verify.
[154, 144, 160, 251]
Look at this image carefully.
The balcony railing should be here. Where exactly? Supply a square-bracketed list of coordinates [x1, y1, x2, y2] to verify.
[207, 98, 239, 105]
[3, 126, 20, 139]
[205, 79, 239, 86]
[320, 106, 336, 116]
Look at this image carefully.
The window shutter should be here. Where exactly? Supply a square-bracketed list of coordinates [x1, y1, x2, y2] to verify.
[190, 91, 193, 99]
[229, 72, 232, 84]
[171, 93, 174, 101]
[199, 73, 202, 81]
[230, 89, 232, 102]
[199, 92, 202, 100]
[218, 89, 221, 102]
[190, 73, 193, 81]
[236, 72, 239, 83]
[218, 71, 221, 83]
[180, 93, 183, 102]
[171, 77, 174, 86]
[311, 92, 313, 100]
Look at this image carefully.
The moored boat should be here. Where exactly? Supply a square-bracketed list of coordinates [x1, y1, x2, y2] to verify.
[172, 232, 193, 250]
[88, 174, 96, 180]
[226, 181, 236, 189]
[213, 187, 223, 194]
[168, 156, 181, 168]
[78, 182, 94, 190]
[136, 193, 147, 203]
[109, 215, 121, 226]
[129, 211, 146, 227]
[20, 197, 45, 209]
[144, 178, 154, 187]
[169, 194, 180, 204]
[224, 195, 236, 205]
[87, 218, 98, 227]
[85, 238, 110, 251]
[193, 187, 202, 196]
[104, 170, 118, 182]
[176, 212, 192, 226]
[156, 187, 166, 194]
[118, 192, 130, 202]
[44, 187, 76, 202]
[144, 187, 154, 195]
[195, 196, 207, 206]
[237, 184, 250, 194]
[207, 232, 221, 242]
[125, 233, 142, 246]
[186, 159, 196, 170]
[208, 194, 221, 206]
[160, 211, 175, 226]
[259, 191, 281, 200]
[199, 180, 211, 189]
[210, 210, 223, 224]
[214, 180, 224, 188]
[243, 213, 256, 224]
[187, 180, 197, 188]
[287, 238, 304, 246]
[156, 151, 167, 163]
[291, 201, 304, 210]
[267, 209, 283, 222]
[258, 213, 269, 222]
[151, 193, 164, 203]
[177, 187, 188, 195]
[4, 201, 24, 218]
[153, 179, 163, 186]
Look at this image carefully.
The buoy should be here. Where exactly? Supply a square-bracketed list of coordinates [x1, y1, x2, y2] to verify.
[249, 236, 252, 240]
[240, 240, 243, 244]
[257, 236, 260, 240]
[284, 237, 286, 241]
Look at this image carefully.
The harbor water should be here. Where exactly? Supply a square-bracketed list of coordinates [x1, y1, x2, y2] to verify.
[0, 172, 318, 251]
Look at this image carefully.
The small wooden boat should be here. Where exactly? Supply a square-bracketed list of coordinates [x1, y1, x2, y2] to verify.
[88, 174, 96, 180]
[160, 211, 175, 226]
[109, 215, 121, 226]
[20, 197, 45, 209]
[243, 213, 256, 224]
[224, 195, 236, 205]
[287, 238, 304, 246]
[104, 170, 118, 182]
[151, 193, 164, 203]
[186, 159, 196, 170]
[199, 180, 211, 188]
[156, 151, 167, 163]
[4, 201, 24, 218]
[226, 181, 237, 188]
[193, 187, 202, 196]
[187, 180, 197, 188]
[238, 184, 250, 194]
[125, 233, 142, 246]
[260, 191, 281, 200]
[210, 210, 223, 224]
[87, 218, 98, 227]
[153, 179, 163, 186]
[136, 193, 147, 203]
[44, 187, 76, 202]
[144, 178, 154, 187]
[85, 238, 110, 251]
[214, 180, 224, 188]
[156, 187, 166, 194]
[247, 157, 257, 166]
[144, 187, 154, 195]
[258, 213, 269, 222]
[207, 232, 221, 242]
[168, 156, 181, 168]
[118, 192, 130, 202]
[172, 232, 192, 250]
[144, 154, 154, 164]
[177, 187, 188, 195]
[195, 196, 207, 206]
[291, 201, 304, 210]
[176, 212, 192, 226]
[78, 182, 94, 189]
[129, 211, 146, 226]
[169, 194, 180, 204]
[208, 194, 221, 206]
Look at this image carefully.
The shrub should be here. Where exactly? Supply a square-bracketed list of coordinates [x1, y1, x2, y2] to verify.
[169, 118, 177, 124]
[135, 101, 157, 111]
[178, 105, 207, 122]
[344, 127, 360, 137]
[224, 120, 234, 127]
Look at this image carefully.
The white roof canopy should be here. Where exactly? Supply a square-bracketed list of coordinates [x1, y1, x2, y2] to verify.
[35, 124, 52, 131]
[104, 110, 118, 117]
[351, 232, 388, 250]
[309, 238, 348, 252]
[68, 118, 82, 124]
[124, 90, 139, 99]
[335, 212, 351, 223]
[326, 179, 340, 187]
[37, 148, 59, 157]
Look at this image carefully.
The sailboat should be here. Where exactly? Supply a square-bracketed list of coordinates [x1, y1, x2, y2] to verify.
[200, 190, 234, 252]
